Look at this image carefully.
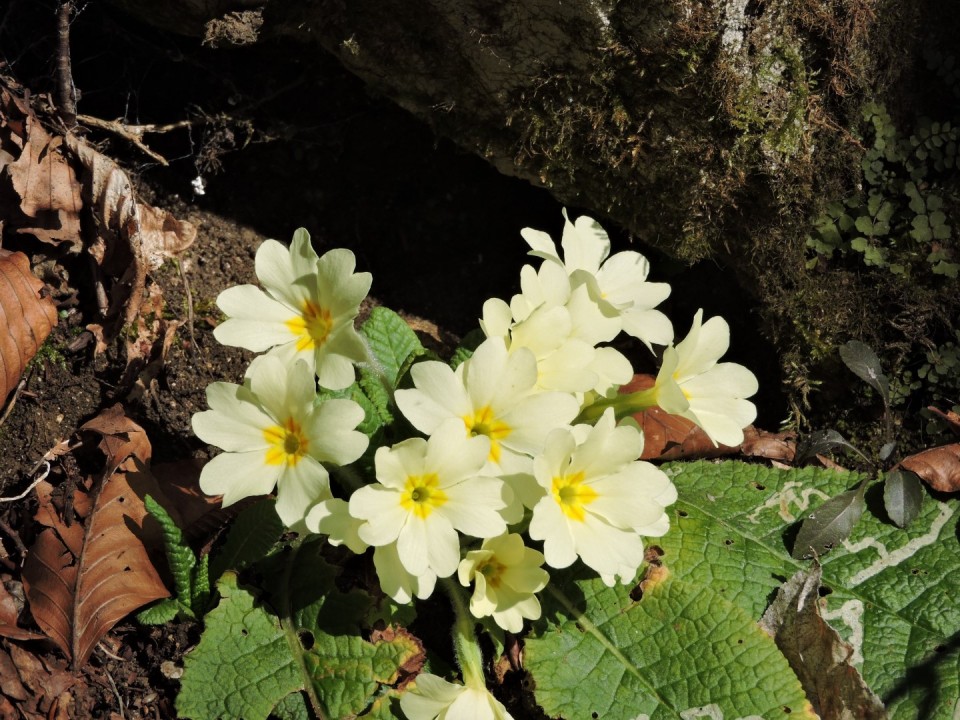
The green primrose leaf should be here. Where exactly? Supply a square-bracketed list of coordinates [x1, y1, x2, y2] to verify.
[791, 485, 867, 560]
[143, 494, 196, 615]
[361, 306, 427, 388]
[359, 365, 394, 425]
[179, 541, 421, 720]
[659, 461, 960, 718]
[840, 340, 890, 405]
[209, 497, 284, 584]
[317, 378, 384, 437]
[136, 597, 181, 625]
[525, 565, 814, 720]
[883, 470, 924, 528]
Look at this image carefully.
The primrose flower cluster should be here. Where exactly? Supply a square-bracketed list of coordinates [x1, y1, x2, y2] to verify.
[192, 214, 758, 720]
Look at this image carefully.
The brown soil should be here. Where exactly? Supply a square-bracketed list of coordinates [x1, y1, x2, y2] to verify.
[0, 1, 784, 717]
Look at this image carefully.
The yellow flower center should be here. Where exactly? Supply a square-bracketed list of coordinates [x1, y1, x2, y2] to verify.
[462, 406, 511, 463]
[285, 299, 333, 352]
[263, 417, 310, 466]
[400, 473, 448, 519]
[551, 470, 597, 522]
[477, 557, 507, 588]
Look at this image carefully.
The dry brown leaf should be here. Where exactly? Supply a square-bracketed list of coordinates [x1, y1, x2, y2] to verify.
[63, 133, 195, 325]
[0, 249, 58, 402]
[621, 374, 743, 460]
[0, 84, 82, 247]
[0, 580, 46, 642]
[899, 443, 960, 493]
[4, 643, 78, 719]
[928, 406, 960, 436]
[22, 406, 169, 669]
[760, 563, 887, 719]
[119, 282, 181, 403]
[740, 427, 797, 462]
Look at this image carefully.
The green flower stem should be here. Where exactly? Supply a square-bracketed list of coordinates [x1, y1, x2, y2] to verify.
[575, 386, 660, 425]
[440, 577, 486, 690]
[278, 536, 328, 720]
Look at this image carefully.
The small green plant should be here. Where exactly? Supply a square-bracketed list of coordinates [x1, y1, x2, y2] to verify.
[791, 340, 925, 559]
[806, 103, 959, 279]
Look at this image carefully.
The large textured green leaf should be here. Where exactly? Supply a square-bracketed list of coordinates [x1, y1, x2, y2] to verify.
[659, 461, 960, 719]
[361, 306, 426, 388]
[525, 566, 814, 720]
[177, 541, 420, 720]
[208, 497, 283, 583]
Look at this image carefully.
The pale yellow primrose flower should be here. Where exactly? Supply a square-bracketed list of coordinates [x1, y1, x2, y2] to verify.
[458, 533, 549, 633]
[652, 309, 759, 447]
[528, 408, 677, 586]
[521, 209, 673, 350]
[395, 337, 580, 482]
[192, 356, 368, 527]
[349, 421, 508, 579]
[213, 228, 371, 390]
[401, 674, 512, 720]
[481, 298, 632, 397]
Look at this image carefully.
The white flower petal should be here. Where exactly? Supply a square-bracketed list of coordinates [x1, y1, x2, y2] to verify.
[304, 498, 368, 553]
[274, 456, 331, 527]
[351, 485, 409, 545]
[375, 544, 436, 603]
[440, 479, 507, 539]
[192, 386, 273, 452]
[255, 236, 314, 309]
[480, 298, 514, 340]
[500, 393, 579, 455]
[305, 398, 368, 465]
[199, 450, 281, 507]
[397, 362, 472, 434]
[621, 307, 674, 349]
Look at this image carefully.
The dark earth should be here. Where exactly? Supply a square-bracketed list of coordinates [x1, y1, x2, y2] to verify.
[0, 1, 787, 717]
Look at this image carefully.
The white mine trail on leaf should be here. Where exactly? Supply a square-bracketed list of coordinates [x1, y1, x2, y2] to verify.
[676, 705, 763, 720]
[845, 502, 955, 586]
[746, 481, 831, 523]
[822, 599, 866, 666]
[952, 698, 960, 720]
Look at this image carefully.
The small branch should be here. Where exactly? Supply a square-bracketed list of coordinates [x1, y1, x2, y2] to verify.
[76, 114, 200, 166]
[0, 376, 28, 428]
[0, 518, 28, 559]
[56, 1, 77, 129]
[0, 462, 50, 503]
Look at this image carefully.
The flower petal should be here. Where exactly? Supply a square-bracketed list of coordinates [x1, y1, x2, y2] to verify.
[199, 450, 281, 507]
[274, 456, 331, 527]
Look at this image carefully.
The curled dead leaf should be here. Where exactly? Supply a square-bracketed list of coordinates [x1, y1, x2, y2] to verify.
[63, 133, 195, 326]
[22, 406, 169, 669]
[899, 443, 960, 493]
[0, 83, 82, 247]
[0, 249, 58, 402]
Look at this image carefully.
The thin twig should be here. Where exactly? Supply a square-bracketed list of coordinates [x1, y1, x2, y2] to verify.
[0, 462, 50, 503]
[97, 641, 125, 663]
[177, 259, 197, 356]
[56, 1, 77, 129]
[76, 114, 201, 166]
[0, 518, 28, 559]
[104, 665, 126, 719]
[0, 377, 28, 428]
